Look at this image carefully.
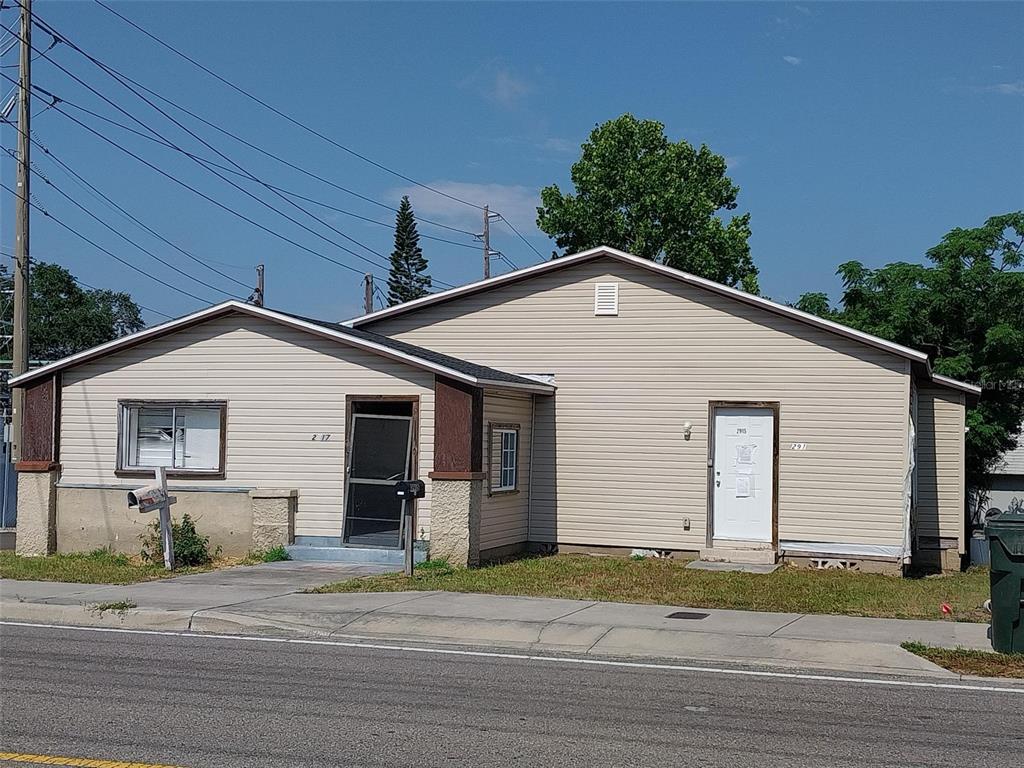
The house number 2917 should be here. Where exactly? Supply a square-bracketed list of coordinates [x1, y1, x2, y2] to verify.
[311, 434, 332, 442]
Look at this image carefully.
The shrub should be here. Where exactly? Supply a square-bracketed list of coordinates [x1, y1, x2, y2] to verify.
[140, 513, 220, 568]
[258, 545, 291, 563]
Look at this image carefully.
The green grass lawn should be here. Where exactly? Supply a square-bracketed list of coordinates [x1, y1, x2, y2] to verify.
[312, 554, 991, 622]
[0, 547, 282, 585]
[902, 642, 1024, 678]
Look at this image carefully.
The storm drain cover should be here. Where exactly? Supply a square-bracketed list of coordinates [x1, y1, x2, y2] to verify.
[665, 611, 709, 620]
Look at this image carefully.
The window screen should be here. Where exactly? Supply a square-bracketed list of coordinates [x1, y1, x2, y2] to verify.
[120, 402, 224, 473]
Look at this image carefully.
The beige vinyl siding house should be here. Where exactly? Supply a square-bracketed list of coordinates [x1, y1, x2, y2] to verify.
[481, 391, 534, 553]
[12, 246, 976, 572]
[11, 302, 551, 563]
[915, 384, 967, 566]
[58, 313, 436, 543]
[355, 247, 979, 569]
[363, 255, 913, 554]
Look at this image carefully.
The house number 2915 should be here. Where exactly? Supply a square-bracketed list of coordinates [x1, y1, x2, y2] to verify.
[311, 434, 332, 442]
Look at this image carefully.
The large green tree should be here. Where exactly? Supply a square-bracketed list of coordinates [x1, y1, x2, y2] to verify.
[0, 261, 145, 361]
[796, 212, 1024, 492]
[536, 114, 758, 292]
[387, 196, 431, 306]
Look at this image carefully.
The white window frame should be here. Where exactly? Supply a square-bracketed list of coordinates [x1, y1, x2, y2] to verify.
[116, 400, 226, 477]
[494, 427, 519, 492]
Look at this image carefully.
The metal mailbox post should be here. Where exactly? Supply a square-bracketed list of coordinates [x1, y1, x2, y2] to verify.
[127, 466, 177, 571]
[394, 479, 425, 576]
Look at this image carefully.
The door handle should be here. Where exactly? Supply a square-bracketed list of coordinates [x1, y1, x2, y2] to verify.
[716, 480, 721, 487]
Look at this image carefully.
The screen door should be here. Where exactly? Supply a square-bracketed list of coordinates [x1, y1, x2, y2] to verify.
[343, 413, 413, 547]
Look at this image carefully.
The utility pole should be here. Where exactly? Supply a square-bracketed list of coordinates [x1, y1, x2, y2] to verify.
[11, 0, 31, 462]
[363, 273, 374, 314]
[252, 264, 264, 307]
[482, 205, 491, 280]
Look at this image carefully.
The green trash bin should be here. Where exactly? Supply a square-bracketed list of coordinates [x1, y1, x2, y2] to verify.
[987, 511, 1024, 653]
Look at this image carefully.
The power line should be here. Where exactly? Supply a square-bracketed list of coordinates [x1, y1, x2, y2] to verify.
[46, 72, 477, 238]
[8, 148, 239, 301]
[22, 21, 405, 282]
[92, 0, 485, 212]
[0, 247, 174, 319]
[0, 111, 252, 291]
[0, 178, 223, 304]
[496, 214, 545, 264]
[45, 95, 481, 252]
[0, 72, 389, 286]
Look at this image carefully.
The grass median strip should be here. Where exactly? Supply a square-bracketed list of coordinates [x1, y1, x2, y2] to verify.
[312, 554, 991, 623]
[0, 548, 280, 585]
[902, 642, 1024, 679]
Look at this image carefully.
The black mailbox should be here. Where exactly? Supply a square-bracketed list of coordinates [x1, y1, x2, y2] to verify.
[394, 479, 425, 500]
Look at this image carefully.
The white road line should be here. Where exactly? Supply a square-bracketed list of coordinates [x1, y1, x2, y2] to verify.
[2, 620, 1021, 695]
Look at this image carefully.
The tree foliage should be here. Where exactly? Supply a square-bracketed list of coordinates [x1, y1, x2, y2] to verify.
[796, 212, 1024, 490]
[387, 196, 431, 306]
[536, 114, 758, 292]
[0, 261, 145, 361]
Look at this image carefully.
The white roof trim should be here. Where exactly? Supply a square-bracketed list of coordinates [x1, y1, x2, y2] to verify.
[8, 300, 554, 394]
[929, 373, 982, 396]
[349, 246, 932, 365]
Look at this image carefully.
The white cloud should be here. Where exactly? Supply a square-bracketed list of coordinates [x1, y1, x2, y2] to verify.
[461, 61, 533, 109]
[392, 181, 540, 234]
[783, 55, 802, 66]
[794, 5, 812, 15]
[983, 81, 1024, 95]
[541, 137, 578, 154]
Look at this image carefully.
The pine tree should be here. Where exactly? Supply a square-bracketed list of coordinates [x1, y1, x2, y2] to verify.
[387, 196, 431, 306]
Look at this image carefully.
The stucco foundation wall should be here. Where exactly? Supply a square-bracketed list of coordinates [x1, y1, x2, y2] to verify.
[56, 486, 253, 557]
[430, 478, 482, 567]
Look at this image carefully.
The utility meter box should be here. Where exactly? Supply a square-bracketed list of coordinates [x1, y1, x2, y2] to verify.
[394, 480, 426, 500]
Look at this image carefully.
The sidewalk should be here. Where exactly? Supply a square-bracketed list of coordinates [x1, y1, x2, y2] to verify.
[0, 561, 996, 680]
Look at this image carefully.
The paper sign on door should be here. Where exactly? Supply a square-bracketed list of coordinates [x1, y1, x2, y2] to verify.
[735, 475, 752, 498]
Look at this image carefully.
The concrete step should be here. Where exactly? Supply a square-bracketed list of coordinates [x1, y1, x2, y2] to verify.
[286, 544, 427, 566]
[699, 546, 779, 565]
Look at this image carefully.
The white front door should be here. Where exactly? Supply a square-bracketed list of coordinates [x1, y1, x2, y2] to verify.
[712, 406, 775, 542]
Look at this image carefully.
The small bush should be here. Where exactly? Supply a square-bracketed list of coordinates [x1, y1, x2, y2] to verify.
[259, 545, 291, 563]
[140, 513, 220, 568]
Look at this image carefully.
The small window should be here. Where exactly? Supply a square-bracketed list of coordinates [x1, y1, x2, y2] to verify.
[490, 425, 519, 493]
[118, 401, 225, 476]
[594, 283, 619, 315]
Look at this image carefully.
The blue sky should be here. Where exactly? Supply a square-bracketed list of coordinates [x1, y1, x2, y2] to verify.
[2, 1, 1022, 323]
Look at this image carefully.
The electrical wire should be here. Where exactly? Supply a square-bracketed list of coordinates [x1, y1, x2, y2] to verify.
[0, 178, 222, 305]
[2, 145, 230, 302]
[0, 247, 174, 319]
[45, 95, 481, 252]
[1, 113, 252, 290]
[0, 73, 390, 286]
[496, 214, 545, 264]
[22, 23, 407, 282]
[92, 0, 485, 212]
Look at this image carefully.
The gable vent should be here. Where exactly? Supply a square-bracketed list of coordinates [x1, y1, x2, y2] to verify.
[594, 283, 619, 316]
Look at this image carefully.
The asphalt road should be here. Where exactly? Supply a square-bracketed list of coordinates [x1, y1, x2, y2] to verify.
[1, 624, 1021, 768]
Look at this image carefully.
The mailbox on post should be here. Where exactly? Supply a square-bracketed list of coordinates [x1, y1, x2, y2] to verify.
[394, 479, 425, 576]
[394, 479, 425, 501]
[127, 466, 177, 571]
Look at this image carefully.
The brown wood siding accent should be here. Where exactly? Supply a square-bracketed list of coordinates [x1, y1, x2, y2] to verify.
[22, 375, 58, 464]
[433, 376, 483, 473]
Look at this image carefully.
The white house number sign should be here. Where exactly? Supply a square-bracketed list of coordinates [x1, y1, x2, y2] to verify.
[311, 434, 333, 442]
[790, 443, 808, 451]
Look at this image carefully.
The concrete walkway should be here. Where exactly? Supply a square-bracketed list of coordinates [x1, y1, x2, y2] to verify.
[0, 562, 996, 680]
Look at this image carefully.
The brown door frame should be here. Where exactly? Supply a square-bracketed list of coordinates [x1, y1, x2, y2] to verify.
[343, 395, 420, 548]
[706, 401, 781, 549]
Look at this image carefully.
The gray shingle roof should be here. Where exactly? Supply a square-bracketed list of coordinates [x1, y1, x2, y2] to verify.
[279, 310, 548, 389]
